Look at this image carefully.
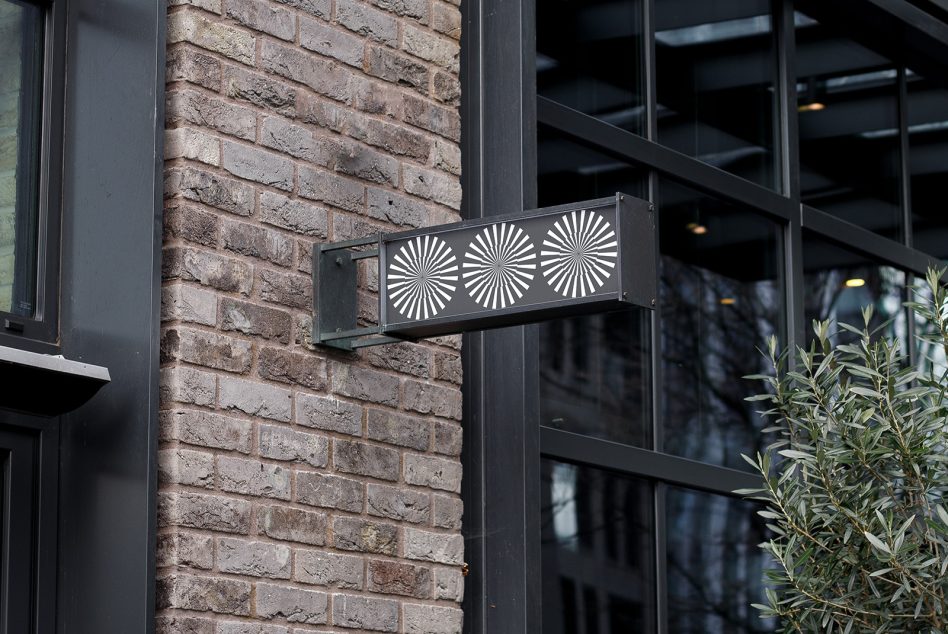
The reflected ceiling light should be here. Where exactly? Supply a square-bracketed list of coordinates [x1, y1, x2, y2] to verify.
[845, 278, 866, 288]
[685, 222, 707, 235]
[719, 297, 736, 305]
[798, 102, 825, 112]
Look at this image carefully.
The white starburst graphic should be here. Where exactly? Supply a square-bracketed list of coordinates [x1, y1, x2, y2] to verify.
[387, 235, 459, 320]
[541, 210, 618, 298]
[462, 222, 538, 309]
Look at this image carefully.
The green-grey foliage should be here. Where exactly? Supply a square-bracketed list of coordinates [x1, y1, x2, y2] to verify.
[741, 269, 948, 633]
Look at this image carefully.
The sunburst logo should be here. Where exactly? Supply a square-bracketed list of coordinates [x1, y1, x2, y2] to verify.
[541, 210, 618, 298]
[462, 222, 537, 309]
[387, 235, 459, 320]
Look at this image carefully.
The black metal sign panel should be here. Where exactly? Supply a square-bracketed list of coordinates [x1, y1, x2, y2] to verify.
[378, 193, 655, 338]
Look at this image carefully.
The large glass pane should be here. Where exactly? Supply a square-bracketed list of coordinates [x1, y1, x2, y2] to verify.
[541, 459, 656, 633]
[907, 69, 948, 259]
[802, 232, 907, 348]
[666, 487, 775, 633]
[0, 0, 42, 317]
[795, 8, 902, 239]
[537, 0, 645, 135]
[655, 0, 777, 189]
[660, 180, 783, 470]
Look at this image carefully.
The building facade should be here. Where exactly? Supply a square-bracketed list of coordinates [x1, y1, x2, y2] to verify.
[3, 0, 948, 632]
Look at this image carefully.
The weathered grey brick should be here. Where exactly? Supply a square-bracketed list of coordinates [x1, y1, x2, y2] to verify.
[221, 140, 295, 191]
[224, 65, 298, 117]
[163, 246, 254, 295]
[159, 366, 216, 407]
[260, 191, 328, 237]
[363, 342, 430, 378]
[164, 203, 220, 246]
[220, 298, 292, 345]
[156, 615, 215, 634]
[259, 424, 328, 467]
[298, 167, 365, 212]
[434, 566, 464, 602]
[165, 127, 220, 166]
[332, 594, 398, 632]
[332, 139, 399, 186]
[431, 494, 462, 530]
[161, 284, 218, 326]
[160, 410, 253, 453]
[431, 2, 461, 39]
[333, 516, 398, 555]
[433, 350, 461, 384]
[403, 527, 463, 565]
[432, 70, 461, 106]
[259, 505, 327, 545]
[258, 346, 327, 389]
[167, 46, 222, 91]
[218, 456, 291, 499]
[162, 327, 252, 373]
[219, 374, 293, 421]
[260, 39, 352, 103]
[296, 549, 363, 589]
[402, 23, 459, 73]
[261, 116, 334, 166]
[297, 472, 363, 512]
[222, 219, 294, 267]
[403, 603, 464, 633]
[402, 379, 461, 420]
[403, 94, 460, 142]
[259, 268, 312, 310]
[336, 0, 397, 44]
[167, 12, 255, 65]
[158, 447, 215, 488]
[225, 0, 295, 41]
[366, 409, 430, 451]
[157, 531, 214, 569]
[404, 453, 462, 493]
[300, 17, 364, 67]
[372, 0, 427, 20]
[271, 0, 329, 18]
[256, 583, 328, 624]
[367, 559, 431, 598]
[349, 115, 431, 162]
[366, 187, 428, 228]
[296, 393, 362, 436]
[365, 46, 428, 93]
[158, 574, 251, 615]
[217, 537, 291, 578]
[167, 89, 256, 141]
[177, 166, 255, 217]
[158, 492, 252, 534]
[334, 439, 400, 481]
[403, 164, 461, 210]
[332, 363, 399, 406]
[433, 421, 462, 456]
[217, 622, 289, 634]
[351, 75, 402, 118]
[297, 93, 350, 132]
[367, 483, 430, 524]
[331, 213, 388, 243]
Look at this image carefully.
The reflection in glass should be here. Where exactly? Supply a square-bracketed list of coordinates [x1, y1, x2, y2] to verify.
[0, 0, 43, 316]
[537, 0, 645, 135]
[907, 70, 948, 259]
[655, 0, 777, 189]
[802, 233, 907, 349]
[541, 459, 655, 633]
[666, 487, 775, 633]
[911, 276, 948, 378]
[660, 180, 782, 470]
[795, 8, 902, 238]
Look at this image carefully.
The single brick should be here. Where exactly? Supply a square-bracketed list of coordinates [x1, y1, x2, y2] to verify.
[402, 23, 459, 73]
[162, 246, 254, 295]
[261, 115, 334, 166]
[365, 46, 428, 93]
[332, 516, 397, 555]
[259, 424, 329, 468]
[403, 527, 464, 565]
[295, 549, 363, 589]
[333, 439, 400, 481]
[331, 213, 387, 243]
[217, 622, 289, 634]
[332, 363, 399, 406]
[178, 166, 255, 217]
[351, 75, 402, 118]
[217, 537, 291, 579]
[300, 17, 364, 68]
[298, 167, 365, 212]
[156, 615, 215, 634]
[256, 583, 328, 624]
[156, 532, 214, 570]
[402, 164, 462, 210]
[434, 566, 464, 602]
[331, 139, 400, 186]
[363, 342, 430, 378]
[259, 268, 312, 310]
[162, 327, 252, 373]
[433, 421, 462, 456]
[367, 483, 430, 524]
[366, 409, 430, 451]
[220, 298, 292, 345]
[259, 504, 327, 545]
[159, 366, 216, 407]
[433, 350, 462, 384]
[167, 89, 256, 141]
[403, 604, 464, 634]
[403, 94, 460, 142]
[270, 0, 328, 18]
[297, 93, 350, 132]
[161, 283, 218, 326]
[221, 140, 295, 191]
[218, 374, 293, 420]
[260, 191, 328, 237]
[372, 0, 427, 21]
[404, 453, 462, 493]
[331, 594, 398, 632]
[349, 115, 431, 162]
[167, 46, 222, 91]
[260, 39, 351, 103]
[297, 471, 364, 512]
[157, 574, 251, 615]
[431, 2, 461, 39]
[167, 12, 255, 65]
[218, 456, 291, 500]
[223, 65, 297, 117]
[431, 493, 462, 530]
[296, 394, 362, 436]
[258, 346, 327, 389]
[402, 379, 461, 420]
[336, 0, 397, 44]
[165, 127, 220, 166]
[164, 203, 220, 246]
[158, 448, 215, 488]
[432, 70, 461, 106]
[221, 219, 294, 267]
[225, 0, 295, 41]
[368, 560, 432, 600]
[365, 187, 427, 228]
[159, 410, 252, 453]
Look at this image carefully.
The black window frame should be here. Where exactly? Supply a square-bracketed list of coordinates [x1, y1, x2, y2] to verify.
[0, 0, 65, 353]
[461, 0, 948, 632]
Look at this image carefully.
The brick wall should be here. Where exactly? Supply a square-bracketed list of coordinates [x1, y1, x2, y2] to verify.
[157, 0, 464, 628]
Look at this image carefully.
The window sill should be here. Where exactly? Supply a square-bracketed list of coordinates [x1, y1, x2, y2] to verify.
[0, 345, 110, 416]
